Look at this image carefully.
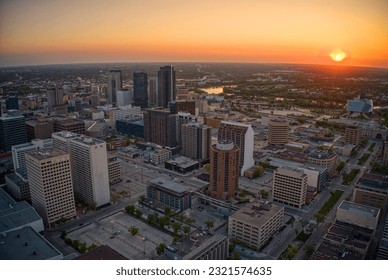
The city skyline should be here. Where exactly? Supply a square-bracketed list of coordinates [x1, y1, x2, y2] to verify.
[1, 0, 387, 68]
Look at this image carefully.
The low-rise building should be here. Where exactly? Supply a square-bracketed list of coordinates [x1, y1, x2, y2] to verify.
[108, 155, 121, 185]
[149, 148, 172, 165]
[228, 202, 284, 251]
[336, 201, 380, 230]
[165, 156, 200, 174]
[147, 177, 191, 212]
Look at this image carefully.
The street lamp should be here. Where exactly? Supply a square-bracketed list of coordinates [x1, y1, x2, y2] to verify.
[142, 237, 146, 255]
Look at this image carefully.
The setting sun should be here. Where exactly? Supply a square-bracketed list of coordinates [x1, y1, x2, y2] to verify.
[330, 50, 347, 62]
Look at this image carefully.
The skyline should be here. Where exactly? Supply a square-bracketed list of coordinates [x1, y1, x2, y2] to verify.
[0, 0, 388, 68]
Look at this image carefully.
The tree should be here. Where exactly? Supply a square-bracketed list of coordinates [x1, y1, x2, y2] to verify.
[129, 226, 139, 236]
[134, 208, 142, 218]
[205, 220, 214, 230]
[139, 195, 146, 203]
[158, 216, 170, 229]
[125, 205, 135, 215]
[252, 166, 264, 178]
[156, 243, 166, 255]
[314, 213, 325, 224]
[60, 231, 67, 239]
[259, 189, 269, 199]
[183, 226, 190, 234]
[172, 222, 182, 234]
[147, 213, 155, 224]
[164, 206, 172, 217]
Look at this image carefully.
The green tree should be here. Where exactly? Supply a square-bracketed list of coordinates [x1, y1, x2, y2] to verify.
[134, 208, 142, 217]
[129, 226, 139, 236]
[183, 226, 190, 234]
[259, 189, 269, 199]
[125, 205, 135, 215]
[164, 206, 172, 216]
[172, 222, 182, 234]
[205, 220, 214, 230]
[156, 243, 166, 255]
[252, 166, 265, 178]
[147, 213, 155, 224]
[139, 195, 146, 203]
[158, 216, 170, 229]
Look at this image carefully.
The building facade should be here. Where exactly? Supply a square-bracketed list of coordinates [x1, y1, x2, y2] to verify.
[0, 110, 27, 152]
[133, 71, 148, 108]
[272, 166, 307, 208]
[228, 202, 284, 251]
[25, 149, 76, 227]
[218, 121, 254, 176]
[307, 150, 337, 177]
[209, 141, 240, 200]
[181, 122, 211, 161]
[345, 126, 362, 146]
[268, 119, 289, 145]
[143, 108, 177, 148]
[107, 70, 122, 106]
[158, 66, 176, 108]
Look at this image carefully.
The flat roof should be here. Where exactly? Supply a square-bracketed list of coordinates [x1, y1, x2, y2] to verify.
[220, 120, 251, 128]
[26, 148, 67, 161]
[149, 177, 190, 193]
[339, 200, 380, 217]
[70, 136, 106, 146]
[0, 226, 62, 260]
[230, 202, 284, 227]
[5, 172, 28, 189]
[76, 245, 127, 260]
[165, 156, 199, 168]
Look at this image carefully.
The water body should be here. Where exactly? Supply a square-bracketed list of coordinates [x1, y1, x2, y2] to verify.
[199, 85, 236, 94]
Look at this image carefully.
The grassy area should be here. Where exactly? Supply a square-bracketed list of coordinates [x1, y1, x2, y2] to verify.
[296, 231, 312, 242]
[368, 143, 376, 152]
[357, 153, 370, 165]
[315, 190, 344, 223]
[342, 169, 360, 185]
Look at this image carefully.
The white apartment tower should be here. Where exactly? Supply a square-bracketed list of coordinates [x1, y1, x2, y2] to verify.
[69, 136, 110, 207]
[272, 166, 307, 209]
[218, 121, 254, 176]
[25, 148, 76, 227]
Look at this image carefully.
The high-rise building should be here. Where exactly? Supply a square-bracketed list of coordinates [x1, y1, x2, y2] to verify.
[143, 108, 177, 148]
[209, 141, 240, 200]
[181, 122, 211, 161]
[53, 117, 85, 134]
[158, 66, 176, 108]
[170, 100, 196, 116]
[116, 89, 132, 107]
[46, 86, 62, 110]
[148, 77, 158, 107]
[176, 112, 196, 145]
[345, 126, 362, 146]
[0, 110, 27, 152]
[228, 202, 284, 251]
[52, 131, 111, 207]
[68, 136, 110, 208]
[218, 121, 254, 176]
[268, 119, 289, 145]
[377, 214, 388, 259]
[25, 148, 76, 227]
[107, 70, 122, 106]
[25, 118, 54, 141]
[6, 96, 19, 110]
[272, 166, 307, 209]
[133, 71, 148, 108]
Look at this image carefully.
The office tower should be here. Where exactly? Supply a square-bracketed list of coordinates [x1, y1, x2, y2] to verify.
[228, 202, 284, 251]
[272, 166, 307, 209]
[89, 93, 100, 107]
[158, 65, 176, 108]
[181, 122, 211, 161]
[46, 86, 62, 110]
[377, 214, 388, 259]
[176, 112, 196, 145]
[173, 100, 196, 116]
[69, 136, 110, 208]
[149, 77, 158, 107]
[52, 131, 110, 207]
[209, 141, 240, 200]
[6, 96, 19, 110]
[218, 121, 254, 176]
[345, 126, 362, 146]
[116, 89, 132, 107]
[25, 148, 76, 227]
[143, 108, 177, 148]
[133, 71, 148, 108]
[107, 70, 122, 106]
[0, 110, 27, 152]
[25, 118, 54, 141]
[268, 119, 289, 145]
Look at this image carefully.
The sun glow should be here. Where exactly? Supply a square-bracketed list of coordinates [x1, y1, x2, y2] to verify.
[330, 50, 346, 62]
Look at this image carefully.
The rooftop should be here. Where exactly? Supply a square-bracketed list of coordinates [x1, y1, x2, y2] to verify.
[70, 135, 106, 146]
[148, 177, 190, 194]
[165, 156, 199, 168]
[308, 150, 336, 160]
[356, 172, 388, 192]
[0, 188, 42, 234]
[26, 148, 67, 161]
[76, 245, 127, 260]
[0, 226, 62, 260]
[230, 202, 284, 227]
[338, 200, 380, 218]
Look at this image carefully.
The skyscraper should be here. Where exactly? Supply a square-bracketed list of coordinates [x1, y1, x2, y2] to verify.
[25, 148, 76, 227]
[158, 66, 176, 108]
[149, 77, 158, 107]
[133, 71, 148, 108]
[143, 108, 177, 148]
[176, 112, 196, 146]
[0, 110, 27, 152]
[6, 96, 19, 110]
[218, 121, 254, 176]
[46, 86, 62, 110]
[69, 136, 110, 208]
[107, 70, 122, 106]
[209, 141, 240, 200]
[181, 122, 211, 161]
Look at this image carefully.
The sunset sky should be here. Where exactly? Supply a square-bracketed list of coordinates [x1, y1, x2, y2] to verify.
[0, 0, 387, 67]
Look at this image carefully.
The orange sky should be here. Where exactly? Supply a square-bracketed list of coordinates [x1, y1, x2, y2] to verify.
[0, 0, 387, 67]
